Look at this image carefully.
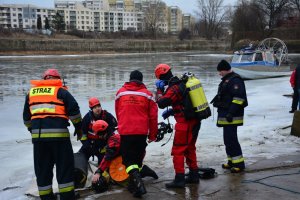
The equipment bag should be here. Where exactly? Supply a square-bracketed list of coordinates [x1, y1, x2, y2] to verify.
[181, 72, 211, 120]
[291, 111, 300, 137]
[74, 152, 88, 189]
[198, 168, 217, 179]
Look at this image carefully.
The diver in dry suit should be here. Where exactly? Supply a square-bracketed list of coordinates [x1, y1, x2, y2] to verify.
[155, 64, 201, 188]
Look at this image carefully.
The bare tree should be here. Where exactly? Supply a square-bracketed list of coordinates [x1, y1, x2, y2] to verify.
[255, 0, 290, 29]
[143, 0, 166, 39]
[229, 0, 268, 47]
[290, 0, 300, 14]
[196, 0, 227, 40]
[231, 1, 266, 35]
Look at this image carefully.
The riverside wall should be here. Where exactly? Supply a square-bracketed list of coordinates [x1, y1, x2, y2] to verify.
[0, 38, 230, 53]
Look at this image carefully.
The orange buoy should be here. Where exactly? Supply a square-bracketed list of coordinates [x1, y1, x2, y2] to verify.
[109, 156, 129, 183]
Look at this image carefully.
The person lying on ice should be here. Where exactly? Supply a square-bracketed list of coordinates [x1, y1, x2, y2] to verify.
[90, 120, 158, 193]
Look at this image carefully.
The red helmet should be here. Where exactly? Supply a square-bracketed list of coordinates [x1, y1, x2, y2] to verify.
[92, 120, 108, 134]
[43, 69, 61, 79]
[154, 64, 171, 79]
[89, 97, 100, 108]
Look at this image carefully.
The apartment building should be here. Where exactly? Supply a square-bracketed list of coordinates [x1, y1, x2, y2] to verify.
[182, 14, 195, 30]
[83, 0, 109, 11]
[56, 3, 95, 31]
[169, 6, 182, 34]
[0, 4, 41, 29]
[55, 0, 77, 9]
[0, 1, 186, 34]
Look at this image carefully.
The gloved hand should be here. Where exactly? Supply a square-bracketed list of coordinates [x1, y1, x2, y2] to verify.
[162, 109, 174, 119]
[92, 171, 101, 183]
[74, 128, 83, 141]
[80, 139, 88, 145]
[155, 80, 166, 92]
[27, 127, 32, 133]
[95, 168, 103, 175]
[225, 113, 233, 122]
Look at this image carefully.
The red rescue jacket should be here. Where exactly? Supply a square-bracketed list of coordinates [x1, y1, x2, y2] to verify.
[290, 69, 296, 88]
[115, 81, 158, 141]
[98, 133, 121, 172]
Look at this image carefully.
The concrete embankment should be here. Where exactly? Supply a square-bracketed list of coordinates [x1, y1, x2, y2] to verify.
[0, 38, 230, 54]
[77, 154, 300, 200]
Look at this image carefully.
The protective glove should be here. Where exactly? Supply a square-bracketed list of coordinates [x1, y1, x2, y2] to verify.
[155, 80, 166, 92]
[74, 128, 83, 141]
[162, 109, 174, 119]
[27, 127, 32, 133]
[92, 171, 102, 184]
[95, 168, 103, 175]
[80, 138, 88, 145]
[225, 113, 233, 122]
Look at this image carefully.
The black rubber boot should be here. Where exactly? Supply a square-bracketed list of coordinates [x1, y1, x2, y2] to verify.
[185, 169, 199, 184]
[165, 173, 185, 188]
[40, 193, 57, 200]
[140, 165, 158, 179]
[130, 170, 147, 198]
[127, 175, 135, 193]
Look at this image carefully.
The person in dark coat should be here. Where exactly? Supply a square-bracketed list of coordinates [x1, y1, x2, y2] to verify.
[23, 69, 82, 200]
[211, 60, 248, 173]
[79, 97, 117, 164]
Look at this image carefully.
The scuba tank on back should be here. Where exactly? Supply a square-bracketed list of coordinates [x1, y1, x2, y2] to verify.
[181, 72, 211, 120]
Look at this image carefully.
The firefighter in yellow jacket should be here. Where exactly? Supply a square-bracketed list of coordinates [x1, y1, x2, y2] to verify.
[23, 69, 82, 200]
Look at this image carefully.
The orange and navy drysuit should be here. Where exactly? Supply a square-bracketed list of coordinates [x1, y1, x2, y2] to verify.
[156, 76, 201, 174]
[23, 79, 82, 200]
[212, 72, 248, 169]
[115, 81, 158, 174]
[79, 110, 117, 164]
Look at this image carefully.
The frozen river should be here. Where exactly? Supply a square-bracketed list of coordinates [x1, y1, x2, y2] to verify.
[0, 52, 300, 199]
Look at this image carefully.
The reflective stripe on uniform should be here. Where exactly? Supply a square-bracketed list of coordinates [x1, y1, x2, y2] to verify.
[31, 128, 70, 138]
[32, 133, 70, 138]
[69, 113, 82, 124]
[231, 155, 245, 164]
[24, 120, 32, 128]
[116, 91, 155, 102]
[227, 156, 232, 161]
[217, 117, 243, 125]
[38, 184, 53, 196]
[81, 135, 87, 141]
[232, 97, 245, 105]
[100, 147, 106, 154]
[31, 104, 56, 114]
[126, 164, 139, 173]
[32, 128, 69, 134]
[58, 182, 74, 193]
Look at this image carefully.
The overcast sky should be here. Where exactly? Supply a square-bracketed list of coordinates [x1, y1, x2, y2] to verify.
[1, 0, 237, 14]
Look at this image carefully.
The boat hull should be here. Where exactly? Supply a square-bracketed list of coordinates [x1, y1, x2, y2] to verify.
[232, 65, 291, 80]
